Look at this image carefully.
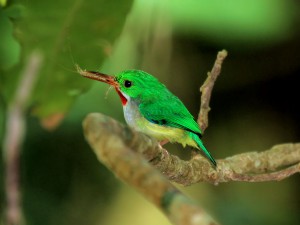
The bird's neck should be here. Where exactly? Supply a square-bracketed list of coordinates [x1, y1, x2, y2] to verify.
[114, 88, 142, 126]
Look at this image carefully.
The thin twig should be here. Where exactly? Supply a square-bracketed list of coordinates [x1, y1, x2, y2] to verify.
[83, 114, 219, 225]
[198, 50, 228, 132]
[3, 51, 43, 225]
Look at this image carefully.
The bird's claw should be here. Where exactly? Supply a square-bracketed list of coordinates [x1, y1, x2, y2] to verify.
[158, 143, 170, 159]
[159, 139, 169, 146]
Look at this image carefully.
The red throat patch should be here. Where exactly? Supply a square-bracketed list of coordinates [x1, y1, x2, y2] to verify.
[115, 88, 127, 106]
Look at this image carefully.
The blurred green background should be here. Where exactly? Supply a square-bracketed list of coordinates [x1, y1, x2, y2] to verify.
[1, 0, 300, 224]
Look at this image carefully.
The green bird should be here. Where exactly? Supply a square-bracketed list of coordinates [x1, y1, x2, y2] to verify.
[79, 68, 216, 166]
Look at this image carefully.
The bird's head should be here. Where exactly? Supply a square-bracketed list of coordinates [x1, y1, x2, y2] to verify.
[79, 69, 165, 105]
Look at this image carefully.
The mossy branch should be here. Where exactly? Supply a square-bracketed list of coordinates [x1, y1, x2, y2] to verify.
[83, 114, 300, 186]
[83, 114, 219, 225]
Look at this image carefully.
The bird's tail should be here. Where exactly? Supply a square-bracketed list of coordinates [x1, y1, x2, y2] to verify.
[189, 132, 217, 167]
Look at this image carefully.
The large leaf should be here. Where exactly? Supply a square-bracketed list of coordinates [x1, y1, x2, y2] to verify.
[1, 0, 132, 129]
[0, 5, 22, 70]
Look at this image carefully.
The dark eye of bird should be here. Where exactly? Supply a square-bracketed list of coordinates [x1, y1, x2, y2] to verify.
[124, 80, 132, 88]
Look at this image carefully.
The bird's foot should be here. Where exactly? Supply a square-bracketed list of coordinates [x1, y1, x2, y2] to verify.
[158, 140, 170, 159]
[159, 139, 169, 146]
[191, 149, 198, 158]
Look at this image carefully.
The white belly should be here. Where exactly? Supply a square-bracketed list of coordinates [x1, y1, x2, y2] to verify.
[123, 100, 141, 129]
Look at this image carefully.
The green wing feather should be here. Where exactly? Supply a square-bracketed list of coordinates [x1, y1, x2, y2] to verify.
[139, 92, 202, 136]
[189, 132, 217, 166]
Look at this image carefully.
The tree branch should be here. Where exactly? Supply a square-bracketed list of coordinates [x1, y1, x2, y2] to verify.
[3, 51, 43, 225]
[83, 114, 219, 225]
[83, 113, 300, 186]
[198, 50, 227, 133]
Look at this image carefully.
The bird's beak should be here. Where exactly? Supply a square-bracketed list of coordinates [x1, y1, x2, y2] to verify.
[77, 65, 118, 87]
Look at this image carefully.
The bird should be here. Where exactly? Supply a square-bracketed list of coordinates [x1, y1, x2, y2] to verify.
[78, 67, 216, 166]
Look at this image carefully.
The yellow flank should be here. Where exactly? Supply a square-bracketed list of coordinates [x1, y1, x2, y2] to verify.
[135, 116, 198, 149]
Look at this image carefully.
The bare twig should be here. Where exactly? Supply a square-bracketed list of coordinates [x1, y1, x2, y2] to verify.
[83, 114, 219, 225]
[198, 50, 228, 132]
[3, 51, 43, 225]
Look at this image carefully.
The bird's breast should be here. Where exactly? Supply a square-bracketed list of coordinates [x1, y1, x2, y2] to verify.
[122, 100, 196, 148]
[123, 100, 141, 128]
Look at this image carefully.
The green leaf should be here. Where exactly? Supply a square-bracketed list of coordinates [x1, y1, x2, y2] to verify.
[4, 4, 25, 20]
[0, 7, 21, 70]
[25, 0, 132, 121]
[2, 0, 132, 127]
[0, 0, 6, 7]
